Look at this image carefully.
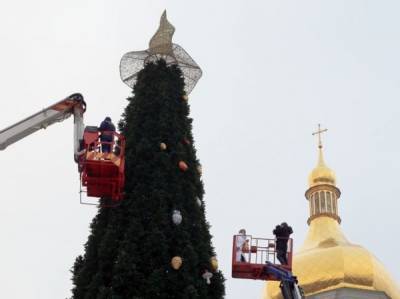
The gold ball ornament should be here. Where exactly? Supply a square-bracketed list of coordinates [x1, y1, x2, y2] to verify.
[210, 257, 218, 271]
[160, 142, 167, 150]
[171, 256, 183, 270]
[182, 94, 189, 101]
[197, 165, 202, 175]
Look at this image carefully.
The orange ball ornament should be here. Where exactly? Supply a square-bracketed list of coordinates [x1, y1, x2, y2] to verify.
[179, 161, 189, 171]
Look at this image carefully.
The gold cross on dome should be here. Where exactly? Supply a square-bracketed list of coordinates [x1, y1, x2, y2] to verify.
[312, 124, 328, 149]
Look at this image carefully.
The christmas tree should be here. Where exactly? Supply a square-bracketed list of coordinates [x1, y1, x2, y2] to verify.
[71, 12, 225, 299]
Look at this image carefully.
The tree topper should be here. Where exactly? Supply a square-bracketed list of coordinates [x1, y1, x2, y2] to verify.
[120, 10, 202, 95]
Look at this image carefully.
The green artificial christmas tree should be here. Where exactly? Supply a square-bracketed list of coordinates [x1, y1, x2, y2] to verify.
[71, 12, 225, 299]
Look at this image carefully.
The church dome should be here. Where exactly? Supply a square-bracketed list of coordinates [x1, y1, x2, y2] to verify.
[263, 217, 400, 298]
[264, 130, 400, 298]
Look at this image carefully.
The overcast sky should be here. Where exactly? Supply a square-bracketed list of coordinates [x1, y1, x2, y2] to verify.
[0, 1, 399, 298]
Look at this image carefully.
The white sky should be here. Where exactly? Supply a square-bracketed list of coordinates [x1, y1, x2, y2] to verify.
[0, 1, 399, 298]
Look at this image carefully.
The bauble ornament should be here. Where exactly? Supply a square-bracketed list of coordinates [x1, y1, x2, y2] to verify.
[196, 197, 202, 207]
[171, 256, 182, 270]
[210, 256, 218, 271]
[172, 209, 182, 225]
[182, 94, 189, 101]
[160, 142, 167, 150]
[197, 165, 202, 175]
[202, 269, 213, 284]
[179, 161, 189, 171]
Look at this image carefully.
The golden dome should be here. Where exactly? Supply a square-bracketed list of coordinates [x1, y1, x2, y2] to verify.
[264, 131, 400, 298]
[263, 217, 400, 298]
[308, 148, 336, 187]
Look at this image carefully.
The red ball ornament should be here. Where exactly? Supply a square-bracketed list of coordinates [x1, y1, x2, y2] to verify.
[179, 161, 189, 171]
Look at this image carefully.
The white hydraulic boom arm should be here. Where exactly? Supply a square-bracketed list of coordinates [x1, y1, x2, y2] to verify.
[0, 93, 86, 161]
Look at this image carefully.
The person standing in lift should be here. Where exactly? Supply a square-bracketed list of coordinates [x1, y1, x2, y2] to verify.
[99, 117, 116, 153]
[273, 222, 293, 265]
[236, 229, 248, 262]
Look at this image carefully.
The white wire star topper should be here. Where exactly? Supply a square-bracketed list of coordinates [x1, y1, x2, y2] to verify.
[120, 10, 203, 95]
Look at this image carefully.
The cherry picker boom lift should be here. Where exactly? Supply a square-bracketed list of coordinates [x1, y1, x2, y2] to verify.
[232, 234, 304, 299]
[0, 93, 125, 205]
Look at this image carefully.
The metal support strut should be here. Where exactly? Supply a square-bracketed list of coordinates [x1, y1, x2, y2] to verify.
[264, 262, 304, 299]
